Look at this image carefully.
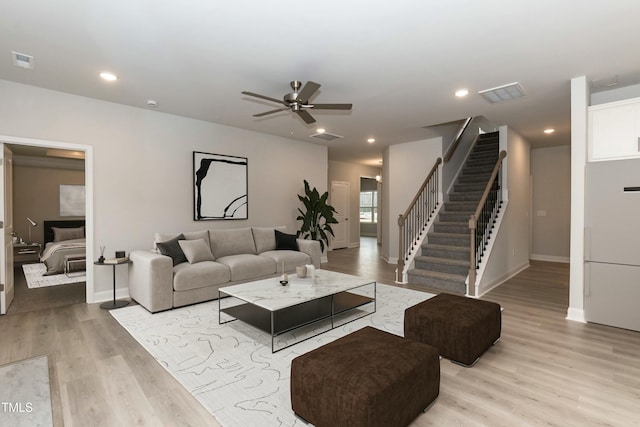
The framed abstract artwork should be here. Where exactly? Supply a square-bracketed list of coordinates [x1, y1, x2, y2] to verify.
[193, 151, 248, 220]
[59, 184, 85, 216]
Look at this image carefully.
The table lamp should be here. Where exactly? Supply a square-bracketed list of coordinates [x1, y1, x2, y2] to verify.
[27, 217, 37, 244]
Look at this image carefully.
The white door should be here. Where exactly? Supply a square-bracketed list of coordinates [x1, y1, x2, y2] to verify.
[0, 144, 14, 314]
[330, 181, 349, 250]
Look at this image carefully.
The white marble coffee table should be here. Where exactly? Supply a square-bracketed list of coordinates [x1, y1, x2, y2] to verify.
[218, 270, 376, 352]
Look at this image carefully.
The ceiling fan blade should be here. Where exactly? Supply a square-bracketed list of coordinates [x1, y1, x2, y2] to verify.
[241, 91, 285, 105]
[253, 108, 288, 117]
[296, 81, 321, 103]
[296, 109, 316, 124]
[311, 103, 353, 110]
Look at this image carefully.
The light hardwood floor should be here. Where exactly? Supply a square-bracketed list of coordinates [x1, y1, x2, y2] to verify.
[1, 239, 639, 426]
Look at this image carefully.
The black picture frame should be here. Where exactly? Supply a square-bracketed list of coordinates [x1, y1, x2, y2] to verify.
[193, 151, 248, 220]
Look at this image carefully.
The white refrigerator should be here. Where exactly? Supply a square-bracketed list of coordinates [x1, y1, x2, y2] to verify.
[585, 158, 640, 332]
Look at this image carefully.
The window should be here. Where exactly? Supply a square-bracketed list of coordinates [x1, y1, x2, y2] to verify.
[360, 190, 378, 223]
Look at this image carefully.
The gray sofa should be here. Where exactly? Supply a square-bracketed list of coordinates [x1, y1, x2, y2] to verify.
[129, 226, 321, 313]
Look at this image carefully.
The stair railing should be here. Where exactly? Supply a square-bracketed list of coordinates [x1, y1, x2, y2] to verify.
[443, 117, 473, 163]
[468, 150, 507, 295]
[397, 157, 442, 283]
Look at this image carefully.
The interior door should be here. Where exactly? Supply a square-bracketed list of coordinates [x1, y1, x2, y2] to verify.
[330, 181, 349, 250]
[0, 144, 14, 314]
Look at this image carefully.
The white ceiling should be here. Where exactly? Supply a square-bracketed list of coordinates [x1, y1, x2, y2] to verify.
[2, 0, 640, 166]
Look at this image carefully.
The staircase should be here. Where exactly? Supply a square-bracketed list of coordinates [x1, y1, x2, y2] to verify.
[407, 132, 499, 293]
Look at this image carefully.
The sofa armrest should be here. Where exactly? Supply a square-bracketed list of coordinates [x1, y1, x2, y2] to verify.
[297, 239, 321, 268]
[129, 250, 174, 313]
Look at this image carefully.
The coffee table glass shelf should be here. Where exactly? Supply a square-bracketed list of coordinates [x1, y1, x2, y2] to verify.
[219, 270, 376, 353]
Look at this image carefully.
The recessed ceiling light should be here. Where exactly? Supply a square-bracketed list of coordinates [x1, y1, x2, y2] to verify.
[147, 100, 158, 108]
[316, 128, 326, 134]
[455, 89, 469, 97]
[99, 72, 118, 81]
[544, 128, 555, 134]
[367, 138, 375, 143]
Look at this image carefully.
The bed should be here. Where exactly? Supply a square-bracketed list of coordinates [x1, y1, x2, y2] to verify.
[40, 220, 86, 276]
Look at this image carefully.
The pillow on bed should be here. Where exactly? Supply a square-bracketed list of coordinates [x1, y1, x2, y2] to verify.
[52, 226, 85, 242]
[156, 234, 187, 266]
[178, 239, 215, 264]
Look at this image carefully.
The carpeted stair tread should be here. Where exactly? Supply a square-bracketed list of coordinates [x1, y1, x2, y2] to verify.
[407, 268, 465, 280]
[414, 255, 468, 267]
[407, 269, 467, 294]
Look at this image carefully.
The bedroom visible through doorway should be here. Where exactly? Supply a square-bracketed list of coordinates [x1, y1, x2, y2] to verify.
[5, 143, 87, 314]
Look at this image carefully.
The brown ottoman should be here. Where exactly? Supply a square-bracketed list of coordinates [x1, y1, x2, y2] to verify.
[290, 326, 440, 427]
[404, 293, 501, 366]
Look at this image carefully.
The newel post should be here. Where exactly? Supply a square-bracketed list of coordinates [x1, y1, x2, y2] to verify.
[468, 214, 477, 296]
[397, 214, 405, 283]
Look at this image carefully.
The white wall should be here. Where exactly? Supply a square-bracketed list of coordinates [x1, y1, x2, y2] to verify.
[327, 160, 381, 247]
[530, 145, 571, 262]
[477, 126, 531, 295]
[383, 137, 442, 263]
[568, 76, 589, 323]
[591, 82, 640, 105]
[0, 79, 327, 302]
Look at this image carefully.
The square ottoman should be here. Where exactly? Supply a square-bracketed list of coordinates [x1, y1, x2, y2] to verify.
[404, 293, 501, 366]
[290, 326, 440, 427]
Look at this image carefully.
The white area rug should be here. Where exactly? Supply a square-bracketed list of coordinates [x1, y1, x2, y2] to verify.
[0, 355, 52, 427]
[22, 263, 85, 289]
[111, 283, 434, 427]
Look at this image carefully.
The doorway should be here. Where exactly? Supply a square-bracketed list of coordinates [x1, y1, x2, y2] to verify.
[331, 180, 350, 250]
[0, 135, 94, 315]
[359, 177, 379, 241]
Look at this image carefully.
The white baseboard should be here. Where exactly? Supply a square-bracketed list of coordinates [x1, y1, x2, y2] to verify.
[385, 256, 398, 264]
[94, 287, 130, 304]
[348, 242, 360, 249]
[530, 254, 570, 263]
[566, 307, 586, 323]
[476, 261, 530, 298]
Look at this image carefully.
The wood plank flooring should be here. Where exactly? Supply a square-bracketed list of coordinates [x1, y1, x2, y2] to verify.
[1, 239, 639, 426]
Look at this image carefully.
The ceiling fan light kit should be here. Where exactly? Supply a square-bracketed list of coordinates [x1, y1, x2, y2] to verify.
[242, 80, 352, 124]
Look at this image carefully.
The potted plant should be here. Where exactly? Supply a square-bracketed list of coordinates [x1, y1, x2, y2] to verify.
[296, 180, 339, 252]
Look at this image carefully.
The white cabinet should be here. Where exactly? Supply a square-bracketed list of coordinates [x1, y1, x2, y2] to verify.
[588, 97, 640, 161]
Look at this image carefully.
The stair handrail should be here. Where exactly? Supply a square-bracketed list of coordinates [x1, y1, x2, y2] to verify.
[397, 157, 442, 283]
[468, 150, 507, 295]
[443, 117, 473, 163]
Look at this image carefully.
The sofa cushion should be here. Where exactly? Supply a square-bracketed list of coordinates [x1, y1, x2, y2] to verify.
[216, 254, 276, 282]
[178, 239, 215, 263]
[275, 229, 299, 251]
[173, 261, 231, 291]
[156, 234, 187, 266]
[260, 250, 311, 273]
[209, 228, 256, 258]
[155, 230, 210, 250]
[252, 226, 286, 253]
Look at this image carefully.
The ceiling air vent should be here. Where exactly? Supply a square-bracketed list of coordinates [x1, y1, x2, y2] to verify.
[11, 51, 34, 69]
[310, 132, 343, 141]
[478, 82, 526, 103]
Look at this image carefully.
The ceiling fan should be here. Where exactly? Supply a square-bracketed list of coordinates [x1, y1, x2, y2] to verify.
[241, 80, 352, 124]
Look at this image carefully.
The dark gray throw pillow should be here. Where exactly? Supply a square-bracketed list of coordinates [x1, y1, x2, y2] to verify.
[156, 234, 187, 266]
[275, 230, 299, 251]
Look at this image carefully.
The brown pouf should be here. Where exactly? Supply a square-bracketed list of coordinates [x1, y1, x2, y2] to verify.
[290, 326, 440, 427]
[404, 293, 501, 366]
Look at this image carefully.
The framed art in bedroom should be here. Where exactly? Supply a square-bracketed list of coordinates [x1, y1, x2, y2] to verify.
[59, 184, 85, 216]
[193, 151, 248, 221]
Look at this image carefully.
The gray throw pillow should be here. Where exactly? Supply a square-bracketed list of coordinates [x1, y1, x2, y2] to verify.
[178, 239, 215, 264]
[156, 234, 187, 266]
